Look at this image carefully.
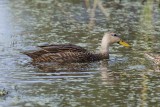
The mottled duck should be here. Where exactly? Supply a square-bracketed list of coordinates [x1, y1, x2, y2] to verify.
[145, 53, 160, 65]
[23, 33, 130, 63]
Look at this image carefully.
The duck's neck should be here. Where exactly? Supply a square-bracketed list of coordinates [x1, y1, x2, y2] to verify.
[100, 44, 109, 54]
[100, 35, 110, 54]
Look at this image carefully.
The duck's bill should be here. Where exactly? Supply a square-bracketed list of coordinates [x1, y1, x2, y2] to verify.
[118, 40, 130, 47]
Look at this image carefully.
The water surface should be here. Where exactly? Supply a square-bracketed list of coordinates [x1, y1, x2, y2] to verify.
[0, 0, 160, 107]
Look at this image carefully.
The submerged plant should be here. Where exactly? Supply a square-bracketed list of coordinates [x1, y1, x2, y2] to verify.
[0, 89, 8, 96]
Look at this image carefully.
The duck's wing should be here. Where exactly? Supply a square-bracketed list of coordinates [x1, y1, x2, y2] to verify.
[32, 52, 99, 63]
[37, 44, 87, 53]
[22, 49, 50, 59]
[22, 44, 87, 59]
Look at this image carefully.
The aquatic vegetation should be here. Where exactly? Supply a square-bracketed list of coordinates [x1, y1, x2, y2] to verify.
[0, 89, 8, 96]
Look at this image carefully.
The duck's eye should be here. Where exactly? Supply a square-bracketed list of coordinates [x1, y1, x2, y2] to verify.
[113, 34, 117, 36]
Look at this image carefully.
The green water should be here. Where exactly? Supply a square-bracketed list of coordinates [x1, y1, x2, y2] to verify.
[0, 0, 160, 107]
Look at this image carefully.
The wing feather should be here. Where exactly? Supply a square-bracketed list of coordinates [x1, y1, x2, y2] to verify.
[38, 44, 87, 53]
[22, 44, 88, 59]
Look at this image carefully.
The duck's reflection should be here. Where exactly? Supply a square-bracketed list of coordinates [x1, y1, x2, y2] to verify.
[33, 62, 93, 72]
[31, 59, 121, 85]
[99, 60, 122, 85]
[99, 61, 109, 83]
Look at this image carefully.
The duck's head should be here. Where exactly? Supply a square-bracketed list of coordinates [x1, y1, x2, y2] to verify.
[101, 32, 130, 53]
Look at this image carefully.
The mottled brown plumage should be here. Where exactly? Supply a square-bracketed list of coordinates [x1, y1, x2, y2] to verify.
[22, 33, 130, 63]
[23, 44, 87, 59]
[33, 52, 108, 63]
[145, 53, 160, 65]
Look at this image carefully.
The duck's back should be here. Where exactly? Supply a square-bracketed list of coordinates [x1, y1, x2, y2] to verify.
[23, 44, 87, 58]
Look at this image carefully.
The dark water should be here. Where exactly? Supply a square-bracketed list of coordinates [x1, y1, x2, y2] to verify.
[0, 0, 160, 107]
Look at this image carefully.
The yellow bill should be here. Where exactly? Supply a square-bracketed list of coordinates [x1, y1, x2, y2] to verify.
[118, 40, 130, 47]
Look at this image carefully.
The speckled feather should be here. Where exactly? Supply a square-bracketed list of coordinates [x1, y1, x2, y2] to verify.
[145, 53, 160, 65]
[33, 52, 108, 63]
[38, 44, 87, 53]
[22, 44, 87, 59]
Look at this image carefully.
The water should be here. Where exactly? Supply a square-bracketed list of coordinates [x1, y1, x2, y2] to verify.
[0, 0, 160, 107]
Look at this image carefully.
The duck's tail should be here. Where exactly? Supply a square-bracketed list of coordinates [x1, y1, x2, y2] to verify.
[21, 51, 40, 59]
